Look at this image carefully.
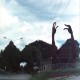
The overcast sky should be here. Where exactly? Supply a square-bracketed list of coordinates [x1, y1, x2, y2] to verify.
[0, 0, 80, 51]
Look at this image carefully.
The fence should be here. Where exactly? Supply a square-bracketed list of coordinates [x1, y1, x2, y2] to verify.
[39, 63, 80, 72]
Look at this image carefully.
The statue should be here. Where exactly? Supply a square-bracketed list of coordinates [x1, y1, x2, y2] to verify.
[52, 22, 79, 64]
[52, 22, 58, 63]
[64, 24, 77, 63]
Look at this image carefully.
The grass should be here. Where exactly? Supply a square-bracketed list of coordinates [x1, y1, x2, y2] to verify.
[30, 72, 49, 80]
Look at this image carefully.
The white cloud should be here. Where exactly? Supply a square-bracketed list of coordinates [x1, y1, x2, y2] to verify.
[25, 0, 79, 16]
[0, 5, 52, 50]
[66, 0, 80, 15]
[0, 7, 20, 32]
[0, 0, 80, 51]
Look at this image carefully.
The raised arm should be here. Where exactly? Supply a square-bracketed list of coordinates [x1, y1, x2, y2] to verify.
[64, 24, 74, 40]
[52, 22, 58, 45]
[52, 22, 58, 63]
[64, 24, 76, 63]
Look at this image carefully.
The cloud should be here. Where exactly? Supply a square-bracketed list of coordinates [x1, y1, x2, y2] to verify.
[4, 0, 37, 21]
[0, 5, 52, 50]
[0, 37, 9, 51]
[0, 0, 80, 51]
[15, 0, 79, 20]
[2, 0, 79, 23]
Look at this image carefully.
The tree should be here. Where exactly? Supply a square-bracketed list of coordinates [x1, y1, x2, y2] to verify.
[64, 25, 79, 63]
[0, 50, 5, 70]
[58, 39, 79, 63]
[20, 45, 42, 73]
[29, 40, 51, 60]
[1, 41, 20, 72]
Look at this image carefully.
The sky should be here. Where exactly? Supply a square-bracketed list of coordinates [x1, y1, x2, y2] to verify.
[0, 0, 80, 51]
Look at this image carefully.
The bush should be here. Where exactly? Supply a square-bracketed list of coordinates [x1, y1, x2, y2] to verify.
[30, 72, 49, 80]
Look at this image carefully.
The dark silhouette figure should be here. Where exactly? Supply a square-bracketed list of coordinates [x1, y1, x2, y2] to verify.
[64, 24, 78, 63]
[52, 22, 58, 63]
[52, 22, 79, 64]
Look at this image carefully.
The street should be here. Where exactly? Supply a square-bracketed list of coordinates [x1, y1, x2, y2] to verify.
[67, 75, 80, 80]
[0, 74, 31, 80]
[49, 75, 80, 80]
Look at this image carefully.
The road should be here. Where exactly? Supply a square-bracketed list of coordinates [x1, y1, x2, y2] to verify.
[49, 75, 80, 80]
[0, 74, 31, 80]
[67, 75, 80, 80]
[1, 73, 80, 80]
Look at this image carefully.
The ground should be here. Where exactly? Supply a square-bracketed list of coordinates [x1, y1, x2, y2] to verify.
[0, 74, 31, 80]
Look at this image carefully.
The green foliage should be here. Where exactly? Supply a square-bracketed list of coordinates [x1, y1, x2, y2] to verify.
[30, 72, 49, 80]
[21, 45, 42, 64]
[20, 45, 42, 73]
[1, 41, 20, 72]
[0, 41, 42, 73]
[29, 40, 51, 60]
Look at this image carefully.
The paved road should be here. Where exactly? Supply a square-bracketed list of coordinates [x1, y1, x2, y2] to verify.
[49, 75, 80, 80]
[0, 74, 31, 80]
[67, 75, 80, 80]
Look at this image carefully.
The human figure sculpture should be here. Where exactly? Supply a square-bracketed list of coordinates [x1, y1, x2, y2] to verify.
[52, 22, 58, 63]
[64, 24, 77, 63]
[52, 22, 78, 64]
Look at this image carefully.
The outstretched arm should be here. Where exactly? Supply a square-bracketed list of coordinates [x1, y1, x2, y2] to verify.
[64, 24, 74, 40]
[64, 24, 76, 63]
[52, 22, 58, 63]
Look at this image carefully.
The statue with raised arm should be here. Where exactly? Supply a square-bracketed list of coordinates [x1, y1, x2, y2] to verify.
[51, 22, 79, 69]
[64, 24, 74, 40]
[52, 22, 58, 63]
[52, 22, 58, 45]
[64, 24, 77, 63]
